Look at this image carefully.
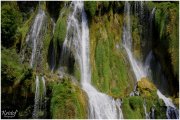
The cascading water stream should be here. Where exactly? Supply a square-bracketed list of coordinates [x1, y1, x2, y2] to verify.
[27, 8, 45, 67]
[157, 90, 179, 119]
[123, 2, 179, 119]
[60, 1, 123, 119]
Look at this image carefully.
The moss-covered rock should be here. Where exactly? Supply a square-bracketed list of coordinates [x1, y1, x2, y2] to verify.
[122, 96, 145, 119]
[137, 77, 157, 98]
[50, 76, 88, 119]
[48, 6, 70, 70]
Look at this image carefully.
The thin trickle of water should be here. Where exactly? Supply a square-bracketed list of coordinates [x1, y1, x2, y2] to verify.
[41, 76, 46, 117]
[60, 1, 123, 119]
[123, 1, 146, 81]
[150, 7, 156, 22]
[41, 77, 46, 97]
[143, 100, 150, 119]
[140, 1, 144, 21]
[51, 18, 56, 34]
[32, 76, 40, 118]
[50, 18, 56, 72]
[150, 106, 155, 119]
[28, 9, 45, 67]
[32, 76, 46, 118]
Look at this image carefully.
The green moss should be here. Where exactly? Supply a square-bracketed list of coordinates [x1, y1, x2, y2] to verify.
[52, 7, 70, 69]
[41, 15, 54, 73]
[53, 14, 67, 45]
[122, 96, 145, 119]
[89, 13, 134, 98]
[1, 48, 24, 85]
[74, 63, 81, 82]
[50, 77, 87, 119]
[137, 78, 157, 99]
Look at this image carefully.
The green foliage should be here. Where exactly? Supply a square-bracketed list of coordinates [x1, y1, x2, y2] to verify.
[84, 1, 97, 18]
[1, 3, 22, 48]
[50, 77, 87, 119]
[1, 47, 34, 87]
[1, 48, 24, 85]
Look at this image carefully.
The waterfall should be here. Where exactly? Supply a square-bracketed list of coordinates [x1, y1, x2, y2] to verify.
[122, 1, 146, 81]
[27, 9, 45, 67]
[60, 1, 123, 119]
[32, 76, 46, 118]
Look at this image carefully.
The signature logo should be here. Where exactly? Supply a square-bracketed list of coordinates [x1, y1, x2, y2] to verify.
[1, 109, 18, 118]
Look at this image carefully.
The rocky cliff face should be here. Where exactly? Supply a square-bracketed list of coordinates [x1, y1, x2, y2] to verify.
[1, 1, 179, 119]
